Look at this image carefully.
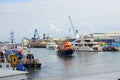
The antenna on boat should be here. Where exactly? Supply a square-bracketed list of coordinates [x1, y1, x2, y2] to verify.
[10, 31, 14, 44]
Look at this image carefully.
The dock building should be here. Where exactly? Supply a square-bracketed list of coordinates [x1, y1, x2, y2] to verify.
[91, 32, 120, 43]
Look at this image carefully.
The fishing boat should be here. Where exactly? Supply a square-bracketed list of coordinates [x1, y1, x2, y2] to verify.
[22, 50, 41, 68]
[72, 35, 102, 52]
[102, 43, 118, 51]
[0, 49, 26, 70]
[0, 50, 27, 80]
[4, 32, 25, 60]
[57, 41, 74, 57]
[0, 32, 27, 71]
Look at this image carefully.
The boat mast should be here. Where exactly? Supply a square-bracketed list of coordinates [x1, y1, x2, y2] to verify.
[10, 32, 14, 44]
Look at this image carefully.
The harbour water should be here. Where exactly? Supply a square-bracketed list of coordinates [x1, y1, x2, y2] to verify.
[26, 48, 120, 80]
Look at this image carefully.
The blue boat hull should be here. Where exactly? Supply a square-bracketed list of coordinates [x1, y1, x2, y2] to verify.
[57, 50, 74, 57]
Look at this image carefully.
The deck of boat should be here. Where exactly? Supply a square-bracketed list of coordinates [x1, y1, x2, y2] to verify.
[0, 69, 28, 78]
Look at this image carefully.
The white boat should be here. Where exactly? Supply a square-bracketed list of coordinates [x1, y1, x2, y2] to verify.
[0, 69, 27, 80]
[0, 32, 27, 80]
[0, 53, 28, 80]
[72, 35, 102, 52]
[46, 41, 58, 50]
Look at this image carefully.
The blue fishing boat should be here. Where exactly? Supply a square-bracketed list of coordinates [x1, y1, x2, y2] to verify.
[102, 43, 118, 52]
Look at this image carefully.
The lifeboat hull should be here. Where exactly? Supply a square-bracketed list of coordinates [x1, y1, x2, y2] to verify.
[57, 50, 74, 57]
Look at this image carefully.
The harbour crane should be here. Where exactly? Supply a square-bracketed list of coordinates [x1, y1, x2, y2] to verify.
[32, 29, 39, 40]
[68, 16, 78, 39]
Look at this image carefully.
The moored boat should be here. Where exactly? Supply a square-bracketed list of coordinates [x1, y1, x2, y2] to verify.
[72, 35, 102, 52]
[0, 69, 27, 80]
[22, 51, 41, 68]
[0, 50, 27, 80]
[57, 41, 74, 57]
[46, 41, 58, 50]
[102, 44, 118, 52]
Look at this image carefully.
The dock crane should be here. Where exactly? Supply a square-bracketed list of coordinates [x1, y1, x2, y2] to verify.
[32, 29, 39, 40]
[68, 16, 78, 39]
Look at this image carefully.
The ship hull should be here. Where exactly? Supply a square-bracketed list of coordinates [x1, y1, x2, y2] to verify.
[23, 63, 41, 68]
[57, 50, 74, 57]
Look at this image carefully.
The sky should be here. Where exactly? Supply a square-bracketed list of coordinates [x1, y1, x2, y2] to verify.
[0, 0, 120, 42]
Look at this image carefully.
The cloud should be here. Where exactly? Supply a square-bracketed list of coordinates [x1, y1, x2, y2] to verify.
[3, 8, 15, 14]
[0, 0, 30, 4]
[0, 0, 120, 42]
[48, 24, 61, 32]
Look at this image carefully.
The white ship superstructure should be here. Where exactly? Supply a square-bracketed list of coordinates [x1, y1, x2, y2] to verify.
[72, 35, 102, 52]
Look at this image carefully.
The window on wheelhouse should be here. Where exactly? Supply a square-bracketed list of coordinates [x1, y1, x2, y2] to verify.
[84, 44, 87, 46]
[78, 44, 83, 47]
[84, 40, 90, 42]
[88, 44, 93, 47]
[75, 40, 81, 43]
[6, 64, 9, 68]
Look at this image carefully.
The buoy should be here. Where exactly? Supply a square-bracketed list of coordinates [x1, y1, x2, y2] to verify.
[8, 54, 18, 67]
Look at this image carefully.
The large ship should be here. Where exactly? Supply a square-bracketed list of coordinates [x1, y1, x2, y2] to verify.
[72, 35, 102, 52]
[22, 29, 60, 48]
[22, 29, 50, 48]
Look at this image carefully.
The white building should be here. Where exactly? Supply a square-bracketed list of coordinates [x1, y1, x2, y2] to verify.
[22, 37, 30, 47]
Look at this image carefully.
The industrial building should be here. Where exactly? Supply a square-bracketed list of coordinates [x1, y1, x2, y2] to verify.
[91, 32, 120, 43]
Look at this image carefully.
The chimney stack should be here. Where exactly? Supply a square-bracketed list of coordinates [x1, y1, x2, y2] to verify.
[43, 33, 46, 39]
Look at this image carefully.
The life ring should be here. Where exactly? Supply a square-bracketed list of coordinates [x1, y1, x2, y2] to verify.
[8, 54, 18, 66]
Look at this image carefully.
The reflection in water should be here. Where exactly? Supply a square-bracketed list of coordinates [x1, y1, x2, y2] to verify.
[26, 48, 120, 80]
[58, 56, 74, 72]
[27, 68, 41, 80]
